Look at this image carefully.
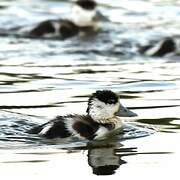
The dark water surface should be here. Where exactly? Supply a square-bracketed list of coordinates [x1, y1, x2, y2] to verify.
[0, 0, 180, 179]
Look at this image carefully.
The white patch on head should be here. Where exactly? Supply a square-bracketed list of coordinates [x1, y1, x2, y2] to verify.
[71, 5, 96, 27]
[89, 98, 120, 123]
[39, 123, 53, 135]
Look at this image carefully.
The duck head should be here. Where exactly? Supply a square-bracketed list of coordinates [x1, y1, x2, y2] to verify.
[86, 90, 137, 124]
[71, 0, 98, 27]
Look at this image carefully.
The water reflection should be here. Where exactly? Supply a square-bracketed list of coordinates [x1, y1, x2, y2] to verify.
[87, 142, 130, 175]
[72, 140, 171, 176]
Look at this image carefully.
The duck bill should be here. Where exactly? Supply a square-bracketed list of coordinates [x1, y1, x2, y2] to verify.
[94, 11, 110, 22]
[115, 103, 137, 117]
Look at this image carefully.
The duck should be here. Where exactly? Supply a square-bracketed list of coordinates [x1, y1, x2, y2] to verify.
[28, 90, 137, 140]
[138, 37, 177, 57]
[16, 0, 108, 40]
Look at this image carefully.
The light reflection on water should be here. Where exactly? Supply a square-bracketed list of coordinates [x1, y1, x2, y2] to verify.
[0, 0, 180, 178]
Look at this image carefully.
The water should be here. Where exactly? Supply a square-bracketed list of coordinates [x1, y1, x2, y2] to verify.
[0, 0, 180, 179]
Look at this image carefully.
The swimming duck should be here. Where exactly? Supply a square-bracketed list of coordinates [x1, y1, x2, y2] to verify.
[139, 37, 177, 57]
[18, 0, 108, 39]
[28, 90, 137, 140]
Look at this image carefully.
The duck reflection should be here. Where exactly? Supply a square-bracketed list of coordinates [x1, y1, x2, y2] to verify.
[87, 141, 137, 175]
